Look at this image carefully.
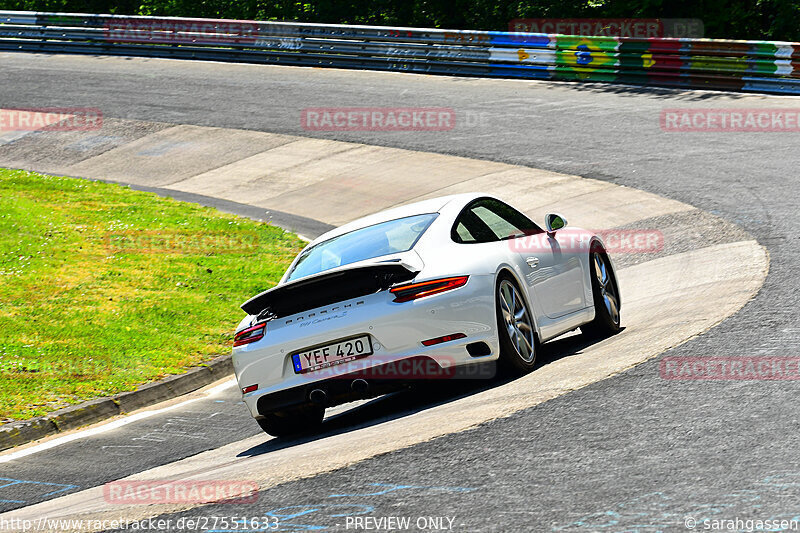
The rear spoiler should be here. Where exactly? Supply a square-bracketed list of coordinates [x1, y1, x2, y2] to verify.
[241, 263, 418, 318]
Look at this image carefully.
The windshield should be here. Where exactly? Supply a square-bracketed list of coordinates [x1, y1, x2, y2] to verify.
[285, 213, 438, 282]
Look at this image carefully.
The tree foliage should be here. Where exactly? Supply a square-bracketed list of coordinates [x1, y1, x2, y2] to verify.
[1, 0, 798, 41]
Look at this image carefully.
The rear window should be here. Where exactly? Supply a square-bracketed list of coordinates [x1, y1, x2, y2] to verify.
[285, 213, 438, 282]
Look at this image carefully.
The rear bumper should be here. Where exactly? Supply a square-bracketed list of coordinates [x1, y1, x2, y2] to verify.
[254, 356, 457, 414]
[233, 273, 499, 417]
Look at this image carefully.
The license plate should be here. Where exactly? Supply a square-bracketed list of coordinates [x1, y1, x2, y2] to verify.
[292, 335, 373, 374]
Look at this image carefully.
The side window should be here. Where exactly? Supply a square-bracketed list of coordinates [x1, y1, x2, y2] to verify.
[472, 205, 523, 240]
[452, 199, 541, 244]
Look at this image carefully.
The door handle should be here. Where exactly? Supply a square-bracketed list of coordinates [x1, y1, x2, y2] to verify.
[526, 257, 539, 268]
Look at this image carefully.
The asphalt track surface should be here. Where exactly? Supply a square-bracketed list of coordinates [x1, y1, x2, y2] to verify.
[1, 53, 799, 531]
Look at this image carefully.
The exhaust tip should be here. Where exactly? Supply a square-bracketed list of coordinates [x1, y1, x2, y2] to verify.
[351, 378, 369, 396]
[466, 341, 492, 357]
[309, 388, 328, 405]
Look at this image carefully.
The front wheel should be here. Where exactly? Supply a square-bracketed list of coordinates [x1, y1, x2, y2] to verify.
[581, 250, 621, 338]
[496, 277, 538, 374]
[256, 405, 324, 438]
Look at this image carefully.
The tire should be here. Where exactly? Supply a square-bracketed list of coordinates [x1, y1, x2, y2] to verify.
[581, 248, 622, 338]
[496, 276, 538, 374]
[256, 405, 324, 438]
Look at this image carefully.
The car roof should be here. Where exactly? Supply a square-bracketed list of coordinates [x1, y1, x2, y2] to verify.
[307, 192, 486, 245]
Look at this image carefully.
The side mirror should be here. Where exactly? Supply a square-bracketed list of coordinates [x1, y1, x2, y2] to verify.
[545, 213, 567, 233]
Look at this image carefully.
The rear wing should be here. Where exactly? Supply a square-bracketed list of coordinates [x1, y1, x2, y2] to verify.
[241, 263, 418, 318]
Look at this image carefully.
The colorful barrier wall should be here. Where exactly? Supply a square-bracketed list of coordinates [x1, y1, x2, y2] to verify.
[1, 11, 799, 94]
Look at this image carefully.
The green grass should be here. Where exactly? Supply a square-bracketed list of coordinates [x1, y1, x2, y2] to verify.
[0, 169, 305, 422]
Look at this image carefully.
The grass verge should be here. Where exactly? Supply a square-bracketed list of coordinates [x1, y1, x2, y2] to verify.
[0, 169, 304, 422]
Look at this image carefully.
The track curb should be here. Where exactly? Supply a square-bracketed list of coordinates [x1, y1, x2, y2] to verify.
[0, 354, 233, 452]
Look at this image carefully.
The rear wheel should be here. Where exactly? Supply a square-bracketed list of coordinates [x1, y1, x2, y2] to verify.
[581, 249, 621, 338]
[496, 277, 538, 374]
[256, 405, 324, 438]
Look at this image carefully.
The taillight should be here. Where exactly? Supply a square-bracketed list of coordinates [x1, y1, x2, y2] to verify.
[242, 384, 258, 394]
[234, 323, 266, 347]
[390, 276, 469, 303]
[421, 333, 467, 346]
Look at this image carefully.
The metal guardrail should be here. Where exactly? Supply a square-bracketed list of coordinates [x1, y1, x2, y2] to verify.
[1, 10, 799, 95]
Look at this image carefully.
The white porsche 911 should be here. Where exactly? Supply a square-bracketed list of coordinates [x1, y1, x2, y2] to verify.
[232, 193, 620, 436]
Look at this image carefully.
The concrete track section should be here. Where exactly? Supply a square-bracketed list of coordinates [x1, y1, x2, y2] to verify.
[0, 108, 767, 530]
[0, 115, 694, 231]
[4, 52, 797, 531]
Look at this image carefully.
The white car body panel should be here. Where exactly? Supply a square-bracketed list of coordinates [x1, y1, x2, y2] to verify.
[232, 192, 616, 420]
